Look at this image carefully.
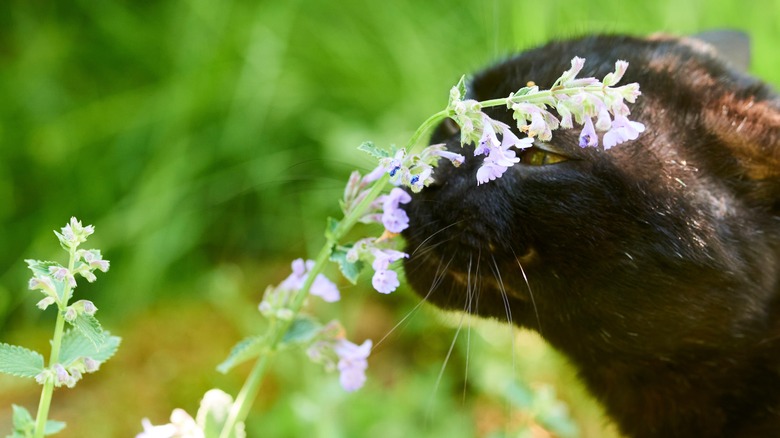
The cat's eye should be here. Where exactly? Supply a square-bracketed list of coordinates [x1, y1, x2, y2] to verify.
[518, 146, 569, 166]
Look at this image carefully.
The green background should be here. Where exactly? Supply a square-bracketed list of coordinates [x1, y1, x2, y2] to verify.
[1, 0, 779, 436]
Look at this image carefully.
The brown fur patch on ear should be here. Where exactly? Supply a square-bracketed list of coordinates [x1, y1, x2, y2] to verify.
[704, 95, 780, 180]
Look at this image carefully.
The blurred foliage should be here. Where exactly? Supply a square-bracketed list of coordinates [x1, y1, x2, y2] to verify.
[1, 0, 779, 437]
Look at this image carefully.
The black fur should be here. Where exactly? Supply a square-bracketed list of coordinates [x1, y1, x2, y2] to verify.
[402, 35, 780, 437]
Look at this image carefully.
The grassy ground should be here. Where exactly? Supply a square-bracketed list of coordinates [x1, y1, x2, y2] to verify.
[1, 0, 779, 436]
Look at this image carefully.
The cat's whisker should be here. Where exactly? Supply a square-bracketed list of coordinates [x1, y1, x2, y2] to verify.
[410, 220, 466, 256]
[511, 247, 542, 335]
[489, 255, 514, 327]
[373, 254, 454, 349]
[462, 253, 475, 404]
[427, 292, 468, 423]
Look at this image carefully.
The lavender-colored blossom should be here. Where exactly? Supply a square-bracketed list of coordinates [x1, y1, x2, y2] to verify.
[603, 114, 646, 149]
[36, 296, 56, 310]
[48, 266, 76, 288]
[603, 60, 629, 86]
[55, 217, 95, 250]
[81, 300, 98, 315]
[371, 249, 408, 271]
[29, 275, 56, 295]
[79, 269, 97, 283]
[84, 357, 100, 373]
[474, 115, 500, 156]
[334, 339, 372, 392]
[372, 269, 400, 294]
[53, 364, 75, 387]
[578, 117, 598, 148]
[64, 307, 77, 322]
[500, 126, 534, 150]
[476, 161, 509, 185]
[559, 56, 585, 85]
[361, 165, 385, 185]
[595, 106, 612, 131]
[279, 259, 340, 302]
[380, 188, 412, 233]
[81, 249, 110, 272]
[311, 274, 340, 303]
[370, 249, 408, 294]
[431, 149, 466, 167]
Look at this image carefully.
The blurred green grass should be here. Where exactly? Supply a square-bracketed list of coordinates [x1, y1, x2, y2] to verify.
[1, 0, 779, 436]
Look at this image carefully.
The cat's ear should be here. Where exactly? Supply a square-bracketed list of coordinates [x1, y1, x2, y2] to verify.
[702, 88, 780, 204]
[691, 30, 751, 72]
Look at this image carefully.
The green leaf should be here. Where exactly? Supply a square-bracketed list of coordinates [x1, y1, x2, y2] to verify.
[69, 313, 105, 348]
[325, 217, 340, 241]
[329, 246, 364, 284]
[280, 315, 322, 346]
[0, 344, 44, 379]
[43, 420, 66, 436]
[357, 141, 389, 159]
[24, 260, 58, 277]
[452, 75, 467, 104]
[59, 329, 121, 366]
[11, 405, 34, 434]
[216, 336, 265, 374]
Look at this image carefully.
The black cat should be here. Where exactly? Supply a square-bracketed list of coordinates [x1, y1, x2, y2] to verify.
[401, 33, 780, 437]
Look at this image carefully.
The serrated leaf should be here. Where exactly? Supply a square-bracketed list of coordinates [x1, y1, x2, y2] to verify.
[280, 315, 322, 346]
[69, 313, 105, 348]
[0, 344, 44, 379]
[44, 420, 66, 435]
[217, 336, 265, 374]
[25, 260, 58, 277]
[325, 217, 340, 241]
[357, 141, 389, 159]
[329, 246, 364, 285]
[59, 329, 121, 366]
[11, 405, 34, 432]
[454, 75, 467, 101]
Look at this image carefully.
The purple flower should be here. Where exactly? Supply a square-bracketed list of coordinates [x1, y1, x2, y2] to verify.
[380, 188, 412, 233]
[431, 149, 465, 167]
[279, 259, 340, 302]
[370, 249, 408, 294]
[334, 339, 372, 392]
[28, 275, 56, 294]
[500, 126, 534, 150]
[595, 106, 612, 131]
[49, 266, 76, 288]
[372, 269, 400, 294]
[603, 60, 629, 86]
[81, 249, 110, 272]
[84, 357, 100, 373]
[474, 115, 500, 156]
[603, 114, 646, 149]
[578, 117, 598, 147]
[311, 274, 340, 303]
[476, 161, 508, 185]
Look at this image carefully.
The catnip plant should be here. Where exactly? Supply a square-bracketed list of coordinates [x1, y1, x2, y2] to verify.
[134, 56, 643, 437]
[2, 218, 120, 438]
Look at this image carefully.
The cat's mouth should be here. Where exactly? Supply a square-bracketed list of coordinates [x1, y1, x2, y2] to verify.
[406, 244, 537, 306]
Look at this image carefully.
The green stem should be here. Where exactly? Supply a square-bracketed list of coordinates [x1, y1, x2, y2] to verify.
[218, 106, 446, 438]
[406, 109, 450, 150]
[478, 83, 608, 109]
[218, 181, 388, 437]
[33, 248, 76, 438]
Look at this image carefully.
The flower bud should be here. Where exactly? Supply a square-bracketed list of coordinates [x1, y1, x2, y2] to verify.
[84, 357, 101, 373]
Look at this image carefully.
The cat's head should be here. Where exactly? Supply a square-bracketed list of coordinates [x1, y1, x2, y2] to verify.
[401, 34, 780, 360]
